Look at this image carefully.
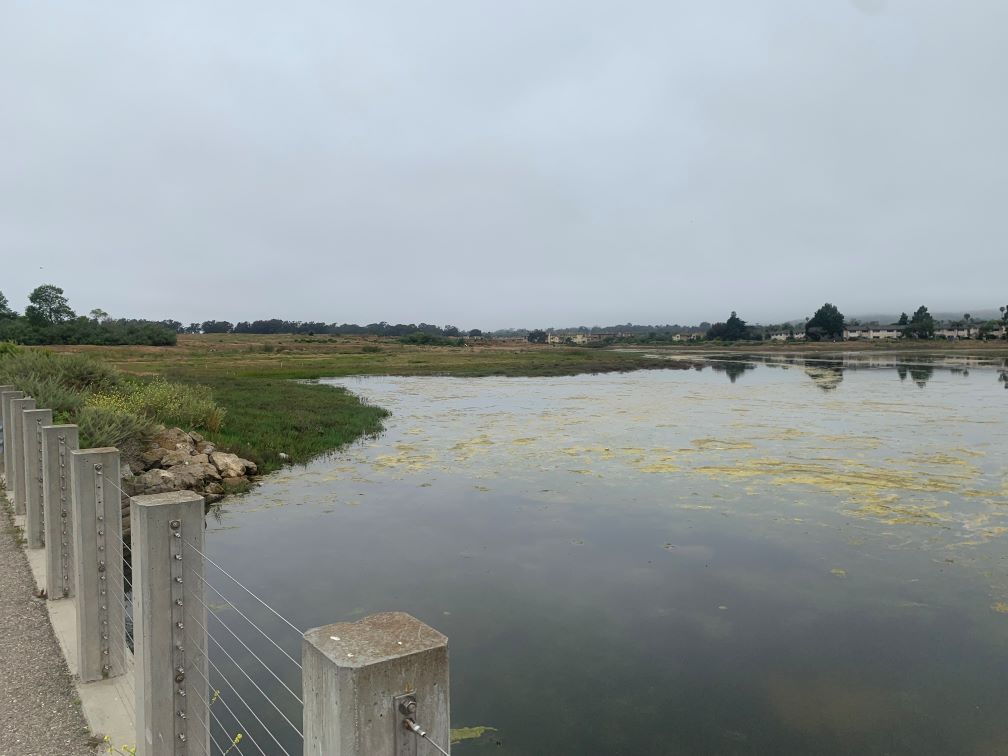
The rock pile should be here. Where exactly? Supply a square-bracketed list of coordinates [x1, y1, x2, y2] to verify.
[122, 427, 257, 503]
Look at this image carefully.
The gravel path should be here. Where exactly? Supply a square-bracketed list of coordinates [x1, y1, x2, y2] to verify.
[0, 500, 96, 755]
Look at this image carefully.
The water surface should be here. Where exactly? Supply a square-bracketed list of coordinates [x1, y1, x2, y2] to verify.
[201, 355, 1008, 755]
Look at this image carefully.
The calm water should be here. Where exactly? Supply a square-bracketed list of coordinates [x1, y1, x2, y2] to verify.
[199, 354, 1008, 755]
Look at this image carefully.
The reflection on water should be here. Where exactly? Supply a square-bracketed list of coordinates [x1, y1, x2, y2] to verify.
[203, 356, 1008, 755]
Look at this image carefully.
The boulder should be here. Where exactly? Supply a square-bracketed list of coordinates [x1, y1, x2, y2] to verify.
[164, 462, 221, 490]
[210, 451, 256, 478]
[196, 441, 216, 455]
[221, 476, 249, 491]
[128, 469, 183, 496]
[153, 427, 195, 453]
[188, 431, 205, 444]
[161, 449, 195, 468]
[139, 446, 169, 470]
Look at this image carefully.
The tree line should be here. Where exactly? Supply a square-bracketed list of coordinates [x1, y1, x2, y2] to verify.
[704, 302, 1008, 341]
[0, 285, 177, 346]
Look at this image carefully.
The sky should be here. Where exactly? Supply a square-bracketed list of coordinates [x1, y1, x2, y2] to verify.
[2, 0, 1005, 329]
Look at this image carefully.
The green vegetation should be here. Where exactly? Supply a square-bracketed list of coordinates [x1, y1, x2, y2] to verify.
[906, 305, 936, 339]
[707, 311, 752, 340]
[805, 303, 845, 340]
[0, 347, 222, 450]
[0, 284, 176, 345]
[398, 332, 464, 347]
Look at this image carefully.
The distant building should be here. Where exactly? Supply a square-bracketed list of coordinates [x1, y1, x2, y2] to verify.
[769, 331, 805, 341]
[843, 326, 903, 340]
[547, 332, 630, 345]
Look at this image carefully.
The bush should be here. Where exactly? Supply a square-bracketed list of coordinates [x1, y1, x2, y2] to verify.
[75, 405, 156, 449]
[87, 378, 225, 432]
[0, 350, 120, 393]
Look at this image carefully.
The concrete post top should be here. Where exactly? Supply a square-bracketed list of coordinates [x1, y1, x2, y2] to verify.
[1, 389, 23, 397]
[24, 408, 52, 418]
[130, 490, 204, 508]
[42, 424, 78, 432]
[70, 447, 119, 456]
[11, 397, 36, 407]
[305, 612, 448, 669]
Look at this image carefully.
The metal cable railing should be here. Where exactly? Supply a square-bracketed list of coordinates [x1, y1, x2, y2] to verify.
[105, 475, 304, 755]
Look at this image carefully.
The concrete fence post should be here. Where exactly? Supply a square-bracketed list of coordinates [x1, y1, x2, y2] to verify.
[42, 425, 79, 599]
[9, 396, 35, 515]
[23, 408, 53, 548]
[0, 385, 14, 477]
[70, 447, 127, 683]
[302, 612, 450, 756]
[131, 491, 209, 756]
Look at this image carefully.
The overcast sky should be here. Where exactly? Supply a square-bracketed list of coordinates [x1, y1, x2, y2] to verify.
[2, 1, 1005, 329]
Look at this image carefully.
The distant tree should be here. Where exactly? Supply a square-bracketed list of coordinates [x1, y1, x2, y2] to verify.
[905, 305, 935, 339]
[25, 284, 75, 326]
[200, 320, 233, 334]
[88, 308, 109, 322]
[468, 328, 482, 337]
[707, 311, 750, 341]
[527, 329, 547, 344]
[0, 291, 15, 320]
[443, 325, 460, 337]
[898, 312, 909, 326]
[1000, 305, 1006, 323]
[184, 322, 201, 334]
[805, 303, 845, 340]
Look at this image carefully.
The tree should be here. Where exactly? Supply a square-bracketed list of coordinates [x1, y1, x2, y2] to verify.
[805, 303, 845, 340]
[88, 308, 109, 322]
[468, 328, 483, 337]
[898, 312, 909, 326]
[0, 291, 15, 320]
[25, 284, 75, 326]
[200, 320, 233, 334]
[527, 329, 547, 344]
[707, 311, 750, 341]
[905, 305, 935, 339]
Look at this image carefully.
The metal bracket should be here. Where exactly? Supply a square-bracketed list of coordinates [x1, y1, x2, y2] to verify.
[393, 693, 418, 756]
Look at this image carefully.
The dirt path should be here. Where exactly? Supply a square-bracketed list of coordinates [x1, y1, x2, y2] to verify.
[0, 501, 95, 755]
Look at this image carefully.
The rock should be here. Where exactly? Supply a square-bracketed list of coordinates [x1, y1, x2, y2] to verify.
[188, 431, 204, 444]
[221, 476, 249, 491]
[196, 441, 216, 455]
[153, 428, 195, 453]
[210, 451, 256, 478]
[161, 449, 194, 468]
[121, 463, 134, 480]
[204, 493, 224, 505]
[129, 469, 183, 495]
[139, 446, 169, 470]
[164, 462, 221, 490]
[278, 452, 290, 460]
[205, 482, 225, 496]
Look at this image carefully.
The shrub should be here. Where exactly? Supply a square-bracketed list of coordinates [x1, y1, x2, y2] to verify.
[87, 378, 225, 432]
[76, 405, 156, 449]
[0, 350, 120, 392]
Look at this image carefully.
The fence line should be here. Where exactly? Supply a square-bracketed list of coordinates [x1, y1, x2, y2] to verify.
[3, 387, 452, 755]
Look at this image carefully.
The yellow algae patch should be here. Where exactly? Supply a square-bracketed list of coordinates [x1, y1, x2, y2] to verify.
[512, 437, 536, 445]
[991, 603, 1008, 614]
[694, 457, 968, 507]
[450, 435, 495, 461]
[635, 457, 681, 474]
[818, 434, 883, 450]
[850, 500, 950, 525]
[451, 726, 497, 744]
[830, 568, 847, 577]
[691, 438, 756, 451]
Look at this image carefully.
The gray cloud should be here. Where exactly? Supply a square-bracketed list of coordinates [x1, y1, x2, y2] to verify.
[2, 1, 1004, 328]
